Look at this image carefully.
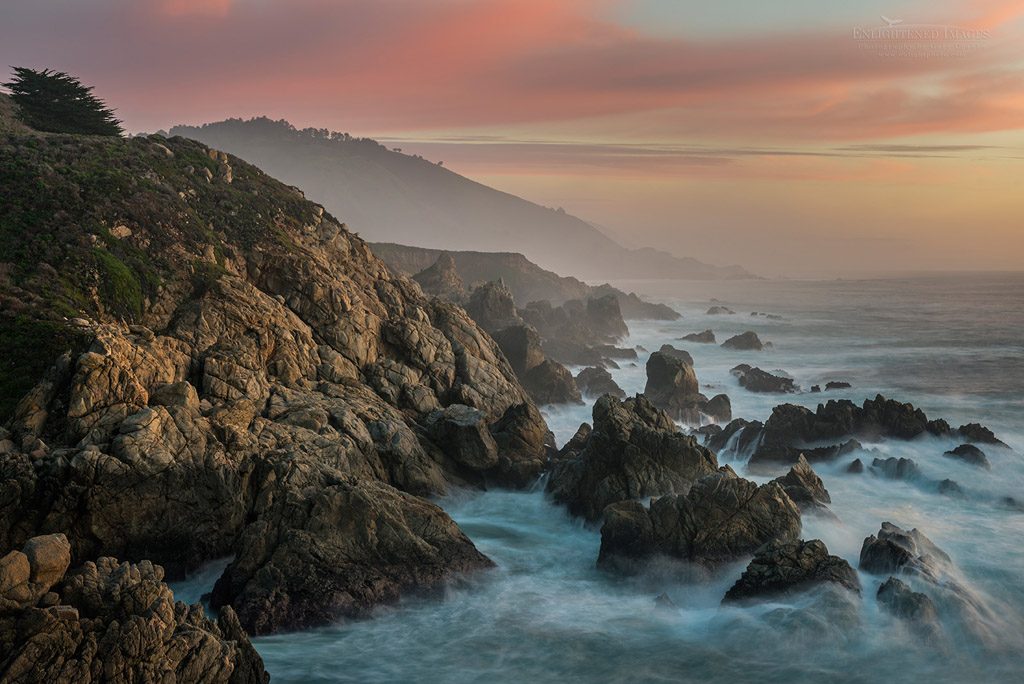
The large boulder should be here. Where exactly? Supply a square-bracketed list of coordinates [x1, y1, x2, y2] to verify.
[943, 444, 990, 469]
[679, 330, 715, 343]
[490, 324, 545, 377]
[1, 544, 267, 683]
[425, 404, 499, 471]
[644, 351, 703, 423]
[597, 470, 801, 570]
[703, 394, 732, 423]
[657, 344, 693, 366]
[575, 366, 625, 399]
[211, 456, 494, 635]
[722, 539, 860, 602]
[522, 359, 582, 405]
[731, 364, 797, 393]
[547, 395, 719, 522]
[0, 534, 71, 612]
[721, 331, 764, 351]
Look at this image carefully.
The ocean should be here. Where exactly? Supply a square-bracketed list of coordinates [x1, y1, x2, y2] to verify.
[174, 272, 1024, 683]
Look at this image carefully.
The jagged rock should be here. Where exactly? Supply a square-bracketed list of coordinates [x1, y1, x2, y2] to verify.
[1, 552, 267, 682]
[703, 394, 732, 423]
[704, 418, 762, 455]
[575, 367, 625, 399]
[654, 592, 677, 610]
[706, 306, 735, 315]
[943, 443, 991, 469]
[679, 330, 715, 343]
[772, 456, 831, 512]
[723, 539, 859, 601]
[413, 253, 466, 301]
[585, 295, 628, 341]
[490, 324, 545, 377]
[846, 458, 864, 474]
[721, 331, 763, 351]
[657, 344, 693, 365]
[597, 470, 801, 570]
[644, 351, 703, 423]
[464, 281, 523, 332]
[547, 395, 718, 522]
[746, 395, 956, 466]
[870, 457, 921, 480]
[731, 364, 797, 393]
[489, 402, 554, 487]
[825, 381, 852, 391]
[211, 456, 493, 635]
[811, 385, 821, 393]
[956, 423, 1007, 447]
[522, 359, 582, 405]
[859, 522, 951, 581]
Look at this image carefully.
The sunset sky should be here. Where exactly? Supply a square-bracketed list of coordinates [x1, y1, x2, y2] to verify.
[2, 0, 1022, 276]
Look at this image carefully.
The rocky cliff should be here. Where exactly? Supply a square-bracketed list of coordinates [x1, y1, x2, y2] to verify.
[0, 113, 552, 642]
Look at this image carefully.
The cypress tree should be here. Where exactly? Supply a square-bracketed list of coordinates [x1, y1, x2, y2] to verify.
[3, 67, 123, 136]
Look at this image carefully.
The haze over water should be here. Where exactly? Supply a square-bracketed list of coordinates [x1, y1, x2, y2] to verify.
[175, 272, 1024, 683]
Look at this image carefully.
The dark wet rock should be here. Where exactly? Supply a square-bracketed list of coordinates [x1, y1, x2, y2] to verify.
[522, 359, 582, 405]
[694, 423, 722, 442]
[870, 457, 921, 480]
[956, 423, 1007, 448]
[1, 544, 267, 683]
[680, 330, 715, 344]
[876, 576, 940, 629]
[859, 522, 951, 580]
[658, 344, 693, 365]
[464, 280, 523, 332]
[704, 394, 732, 423]
[489, 402, 555, 487]
[704, 418, 762, 455]
[937, 479, 965, 497]
[999, 496, 1024, 512]
[555, 423, 592, 462]
[745, 395, 958, 466]
[846, 458, 864, 474]
[425, 404, 499, 470]
[943, 444, 991, 469]
[706, 306, 735, 315]
[547, 395, 719, 522]
[824, 381, 852, 391]
[575, 367, 625, 399]
[654, 592, 677, 610]
[490, 324, 545, 377]
[597, 470, 801, 570]
[723, 539, 859, 602]
[810, 385, 821, 393]
[211, 457, 494, 635]
[413, 253, 466, 302]
[644, 351, 703, 423]
[721, 331, 764, 351]
[731, 364, 797, 393]
[593, 345, 638, 360]
[772, 455, 831, 512]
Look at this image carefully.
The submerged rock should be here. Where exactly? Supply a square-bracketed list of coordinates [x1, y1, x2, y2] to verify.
[876, 576, 940, 631]
[846, 458, 864, 474]
[575, 366, 625, 399]
[824, 381, 852, 391]
[597, 470, 801, 570]
[723, 539, 860, 602]
[721, 331, 764, 351]
[943, 443, 991, 469]
[706, 306, 735, 315]
[547, 395, 718, 522]
[956, 423, 1007, 448]
[870, 457, 921, 480]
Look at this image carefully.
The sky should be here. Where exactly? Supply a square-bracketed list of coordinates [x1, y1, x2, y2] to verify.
[1, 0, 1022, 276]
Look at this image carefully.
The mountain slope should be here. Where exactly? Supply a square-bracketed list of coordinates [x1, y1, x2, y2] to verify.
[169, 118, 751, 281]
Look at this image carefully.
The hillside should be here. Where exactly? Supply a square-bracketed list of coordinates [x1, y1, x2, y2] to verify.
[0, 101, 552, 647]
[169, 118, 751, 281]
[370, 242, 679, 319]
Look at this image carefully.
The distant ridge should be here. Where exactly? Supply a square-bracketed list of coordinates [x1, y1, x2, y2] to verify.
[169, 117, 752, 281]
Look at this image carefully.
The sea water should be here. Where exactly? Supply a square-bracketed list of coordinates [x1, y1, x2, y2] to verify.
[175, 273, 1024, 683]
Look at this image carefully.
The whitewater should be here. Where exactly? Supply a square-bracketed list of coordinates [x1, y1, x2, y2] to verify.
[174, 272, 1024, 683]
